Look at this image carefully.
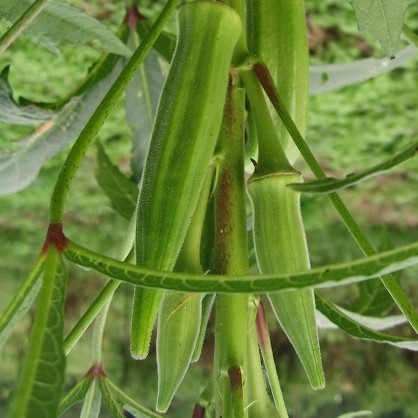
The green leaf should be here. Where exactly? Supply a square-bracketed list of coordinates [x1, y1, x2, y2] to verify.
[0, 66, 54, 125]
[348, 0, 412, 56]
[349, 273, 398, 316]
[6, 248, 67, 418]
[0, 0, 131, 55]
[81, 380, 101, 418]
[106, 378, 164, 418]
[98, 378, 126, 418]
[290, 142, 417, 194]
[310, 46, 417, 94]
[0, 60, 123, 195]
[337, 411, 372, 418]
[318, 304, 406, 332]
[59, 376, 93, 416]
[125, 30, 164, 180]
[64, 238, 418, 293]
[316, 292, 418, 350]
[0, 255, 44, 350]
[95, 142, 138, 220]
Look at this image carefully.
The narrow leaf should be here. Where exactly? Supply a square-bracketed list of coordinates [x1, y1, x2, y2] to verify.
[348, 0, 411, 56]
[81, 380, 101, 418]
[0, 66, 54, 125]
[95, 142, 138, 220]
[64, 239, 418, 293]
[337, 411, 372, 418]
[0, 0, 131, 55]
[6, 249, 67, 418]
[317, 305, 406, 332]
[310, 46, 417, 94]
[316, 292, 418, 350]
[290, 142, 418, 194]
[106, 378, 164, 418]
[125, 30, 164, 180]
[0, 61, 123, 195]
[98, 378, 126, 418]
[59, 376, 93, 416]
[0, 255, 44, 350]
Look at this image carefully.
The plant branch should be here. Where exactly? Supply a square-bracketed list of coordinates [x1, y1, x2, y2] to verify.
[0, 0, 49, 54]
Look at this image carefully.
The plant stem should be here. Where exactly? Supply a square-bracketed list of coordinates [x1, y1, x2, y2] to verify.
[213, 83, 249, 418]
[0, 0, 49, 54]
[49, 0, 180, 224]
[252, 62, 418, 334]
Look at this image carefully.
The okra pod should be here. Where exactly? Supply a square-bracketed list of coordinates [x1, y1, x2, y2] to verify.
[248, 173, 325, 389]
[131, 1, 241, 358]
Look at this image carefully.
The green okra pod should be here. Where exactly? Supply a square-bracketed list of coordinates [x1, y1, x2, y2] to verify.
[248, 173, 325, 389]
[131, 1, 242, 358]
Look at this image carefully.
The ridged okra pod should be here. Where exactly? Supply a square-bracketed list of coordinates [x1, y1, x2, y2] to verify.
[248, 173, 324, 389]
[130, 2, 242, 358]
[156, 167, 214, 413]
[246, 0, 309, 164]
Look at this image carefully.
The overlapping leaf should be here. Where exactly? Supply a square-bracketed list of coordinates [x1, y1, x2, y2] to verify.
[0, 0, 130, 55]
[95, 142, 138, 220]
[0, 256, 44, 350]
[59, 376, 93, 416]
[0, 61, 123, 195]
[316, 292, 418, 350]
[290, 142, 417, 193]
[348, 0, 412, 56]
[6, 249, 67, 418]
[310, 45, 417, 94]
[125, 31, 165, 180]
[0, 66, 54, 125]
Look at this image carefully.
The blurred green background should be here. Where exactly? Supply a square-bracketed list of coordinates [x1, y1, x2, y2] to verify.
[0, 0, 417, 417]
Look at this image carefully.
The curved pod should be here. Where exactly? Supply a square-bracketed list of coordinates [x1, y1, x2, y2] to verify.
[131, 2, 242, 358]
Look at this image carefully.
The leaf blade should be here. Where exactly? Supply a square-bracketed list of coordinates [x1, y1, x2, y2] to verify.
[63, 239, 418, 294]
[0, 0, 130, 55]
[6, 249, 67, 418]
[316, 292, 418, 350]
[348, 0, 411, 55]
[290, 142, 418, 194]
[95, 142, 138, 220]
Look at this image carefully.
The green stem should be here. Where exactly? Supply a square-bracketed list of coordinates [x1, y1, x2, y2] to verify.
[49, 0, 180, 224]
[213, 83, 249, 418]
[252, 62, 418, 334]
[240, 69, 295, 175]
[0, 0, 49, 54]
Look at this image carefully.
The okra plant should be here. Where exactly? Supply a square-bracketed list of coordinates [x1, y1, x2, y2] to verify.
[0, 0, 417, 417]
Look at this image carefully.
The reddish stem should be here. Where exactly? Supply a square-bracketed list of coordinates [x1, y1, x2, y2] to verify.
[42, 223, 68, 254]
[124, 4, 145, 30]
[85, 363, 107, 380]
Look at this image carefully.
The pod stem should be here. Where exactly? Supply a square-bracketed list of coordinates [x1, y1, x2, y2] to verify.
[256, 302, 288, 418]
[241, 69, 296, 176]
